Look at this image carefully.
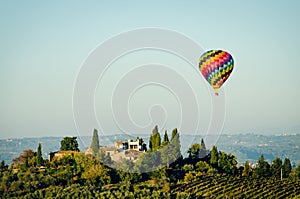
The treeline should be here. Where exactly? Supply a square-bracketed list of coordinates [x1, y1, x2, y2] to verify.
[0, 126, 300, 198]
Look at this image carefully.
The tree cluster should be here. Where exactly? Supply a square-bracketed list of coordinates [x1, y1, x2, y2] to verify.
[251, 154, 292, 179]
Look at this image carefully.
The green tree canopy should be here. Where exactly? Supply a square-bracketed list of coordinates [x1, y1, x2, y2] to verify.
[0, 160, 8, 172]
[171, 128, 178, 140]
[210, 146, 218, 167]
[217, 152, 237, 174]
[196, 161, 211, 172]
[162, 130, 169, 146]
[200, 138, 206, 150]
[135, 151, 162, 172]
[296, 165, 300, 180]
[60, 137, 80, 151]
[256, 154, 271, 177]
[242, 160, 251, 177]
[149, 125, 161, 151]
[91, 129, 100, 155]
[188, 143, 201, 160]
[283, 158, 292, 178]
[160, 130, 179, 168]
[199, 138, 208, 158]
[36, 143, 43, 167]
[170, 128, 182, 163]
[82, 162, 111, 186]
[271, 157, 282, 179]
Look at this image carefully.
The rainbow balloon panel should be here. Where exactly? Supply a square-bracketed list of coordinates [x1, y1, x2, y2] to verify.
[198, 50, 234, 93]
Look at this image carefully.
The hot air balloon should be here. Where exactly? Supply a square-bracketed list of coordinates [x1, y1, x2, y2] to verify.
[198, 50, 234, 96]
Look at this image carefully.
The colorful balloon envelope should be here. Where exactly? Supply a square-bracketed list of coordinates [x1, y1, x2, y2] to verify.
[198, 50, 234, 96]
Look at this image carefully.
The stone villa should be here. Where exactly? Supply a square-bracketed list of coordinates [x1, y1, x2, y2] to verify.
[48, 137, 147, 163]
[86, 137, 147, 162]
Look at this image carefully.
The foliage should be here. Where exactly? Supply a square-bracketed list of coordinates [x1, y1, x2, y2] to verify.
[1, 126, 300, 199]
[149, 125, 161, 151]
[169, 128, 182, 163]
[184, 171, 196, 182]
[160, 131, 181, 168]
[135, 150, 162, 172]
[138, 127, 182, 171]
[283, 158, 292, 178]
[242, 160, 251, 177]
[199, 138, 208, 158]
[82, 162, 110, 186]
[0, 160, 8, 172]
[256, 154, 271, 177]
[12, 149, 35, 165]
[162, 130, 169, 146]
[217, 151, 237, 175]
[196, 161, 211, 172]
[182, 164, 194, 172]
[60, 137, 79, 151]
[188, 143, 201, 159]
[210, 145, 218, 167]
[36, 143, 43, 167]
[90, 128, 100, 155]
[270, 157, 282, 179]
[200, 138, 206, 150]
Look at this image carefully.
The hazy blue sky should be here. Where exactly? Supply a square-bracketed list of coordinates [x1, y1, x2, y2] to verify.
[0, 1, 300, 138]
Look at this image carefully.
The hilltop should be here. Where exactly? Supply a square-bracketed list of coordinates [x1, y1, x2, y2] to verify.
[1, 133, 300, 166]
[0, 128, 300, 198]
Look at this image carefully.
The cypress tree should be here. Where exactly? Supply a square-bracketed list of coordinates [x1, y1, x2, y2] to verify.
[256, 154, 271, 177]
[283, 158, 292, 178]
[25, 155, 29, 168]
[37, 143, 43, 166]
[170, 128, 182, 161]
[153, 125, 159, 135]
[0, 160, 5, 171]
[200, 138, 206, 150]
[162, 130, 169, 146]
[91, 129, 100, 155]
[149, 139, 153, 151]
[156, 131, 161, 148]
[199, 138, 208, 158]
[210, 145, 218, 167]
[171, 128, 178, 140]
[271, 157, 282, 179]
[0, 160, 8, 172]
[242, 160, 251, 177]
[150, 125, 161, 151]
